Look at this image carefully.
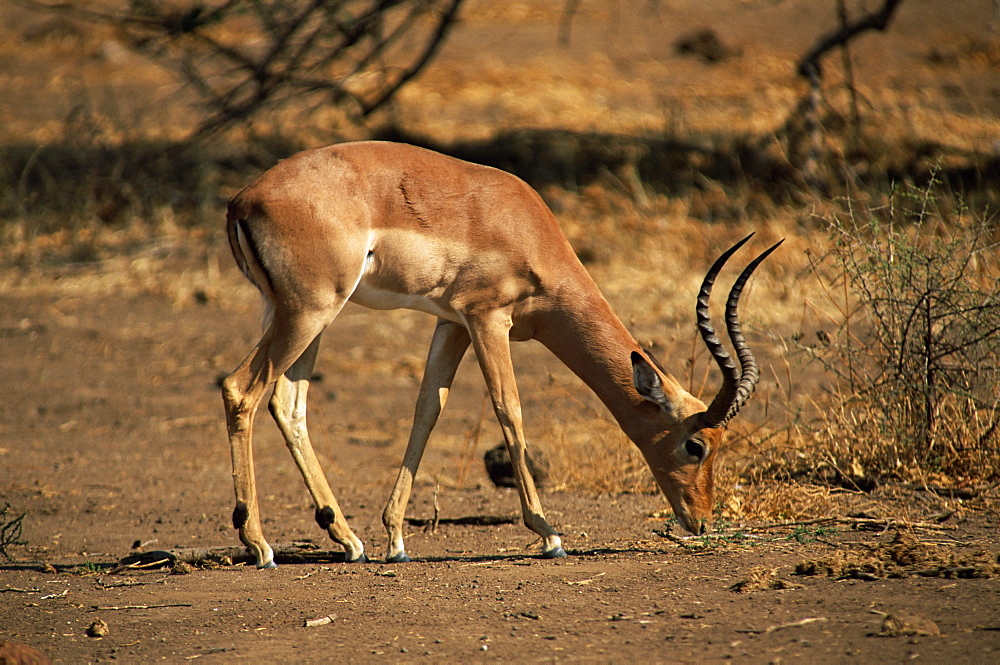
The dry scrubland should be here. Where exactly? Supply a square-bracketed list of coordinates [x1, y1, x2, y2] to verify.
[1, 1, 1000, 662]
[2, 0, 997, 511]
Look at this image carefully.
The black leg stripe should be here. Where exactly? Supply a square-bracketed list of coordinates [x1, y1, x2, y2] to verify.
[315, 506, 336, 530]
[232, 501, 250, 530]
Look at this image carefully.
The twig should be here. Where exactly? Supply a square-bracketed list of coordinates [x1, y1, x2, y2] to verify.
[894, 483, 984, 500]
[164, 543, 325, 566]
[96, 579, 153, 589]
[566, 572, 606, 586]
[797, 0, 903, 79]
[359, 0, 465, 117]
[656, 530, 763, 545]
[754, 517, 840, 529]
[40, 590, 68, 600]
[658, 516, 959, 550]
[293, 569, 322, 581]
[430, 480, 441, 533]
[90, 603, 193, 611]
[656, 531, 689, 546]
[752, 517, 954, 532]
[406, 514, 517, 527]
[183, 647, 234, 660]
[737, 616, 828, 634]
[122, 557, 174, 570]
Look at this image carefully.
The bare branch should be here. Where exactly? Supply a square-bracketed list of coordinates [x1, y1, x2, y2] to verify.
[798, 0, 904, 79]
[21, 0, 467, 138]
[360, 0, 464, 116]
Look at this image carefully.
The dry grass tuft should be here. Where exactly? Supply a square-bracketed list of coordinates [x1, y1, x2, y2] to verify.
[729, 567, 798, 593]
[545, 418, 656, 495]
[795, 530, 1000, 580]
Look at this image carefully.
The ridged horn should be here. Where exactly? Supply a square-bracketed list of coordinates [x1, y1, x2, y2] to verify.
[697, 235, 783, 428]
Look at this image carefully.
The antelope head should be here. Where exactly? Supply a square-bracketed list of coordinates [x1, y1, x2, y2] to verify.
[630, 235, 782, 534]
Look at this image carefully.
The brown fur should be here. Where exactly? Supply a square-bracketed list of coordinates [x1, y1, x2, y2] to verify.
[221, 141, 761, 564]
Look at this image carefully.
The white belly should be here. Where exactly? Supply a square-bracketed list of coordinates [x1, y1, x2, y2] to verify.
[349, 279, 460, 323]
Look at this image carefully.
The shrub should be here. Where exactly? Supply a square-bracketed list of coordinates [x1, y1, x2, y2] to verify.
[803, 175, 1000, 482]
[0, 503, 26, 560]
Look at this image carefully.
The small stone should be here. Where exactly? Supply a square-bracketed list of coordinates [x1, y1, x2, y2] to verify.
[86, 619, 110, 638]
[484, 442, 550, 488]
[877, 613, 941, 637]
[171, 561, 194, 575]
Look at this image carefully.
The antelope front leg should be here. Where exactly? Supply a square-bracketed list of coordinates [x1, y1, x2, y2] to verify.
[467, 315, 566, 559]
[383, 320, 471, 562]
[270, 334, 367, 563]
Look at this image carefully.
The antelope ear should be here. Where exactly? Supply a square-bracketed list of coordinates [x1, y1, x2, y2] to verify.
[631, 352, 670, 409]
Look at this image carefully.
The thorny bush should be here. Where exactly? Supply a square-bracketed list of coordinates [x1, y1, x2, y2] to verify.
[802, 175, 1000, 483]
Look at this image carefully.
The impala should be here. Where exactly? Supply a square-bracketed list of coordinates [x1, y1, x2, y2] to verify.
[222, 141, 779, 567]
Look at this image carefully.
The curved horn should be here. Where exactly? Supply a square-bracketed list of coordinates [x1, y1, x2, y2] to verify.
[698, 236, 783, 428]
[720, 240, 784, 424]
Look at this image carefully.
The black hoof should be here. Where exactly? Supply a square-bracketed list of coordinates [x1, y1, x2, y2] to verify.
[385, 552, 411, 563]
[346, 553, 369, 564]
[541, 546, 568, 559]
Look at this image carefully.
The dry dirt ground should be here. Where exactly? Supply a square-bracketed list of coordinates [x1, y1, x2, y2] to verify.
[2, 1, 1000, 663]
[1, 243, 998, 664]
[0, 247, 997, 663]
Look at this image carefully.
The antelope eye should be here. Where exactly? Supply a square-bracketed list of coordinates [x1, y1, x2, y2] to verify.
[685, 439, 706, 460]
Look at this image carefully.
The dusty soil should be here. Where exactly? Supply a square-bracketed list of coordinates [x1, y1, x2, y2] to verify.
[1, 238, 998, 664]
[2, 1, 1000, 662]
